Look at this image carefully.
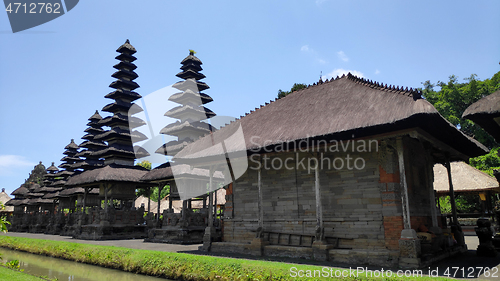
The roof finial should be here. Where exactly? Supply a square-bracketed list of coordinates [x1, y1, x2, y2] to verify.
[189, 49, 196, 55]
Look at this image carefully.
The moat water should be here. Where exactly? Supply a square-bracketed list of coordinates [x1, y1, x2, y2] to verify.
[0, 247, 171, 281]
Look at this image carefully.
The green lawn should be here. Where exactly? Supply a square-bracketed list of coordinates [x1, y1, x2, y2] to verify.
[0, 266, 45, 281]
[0, 236, 452, 281]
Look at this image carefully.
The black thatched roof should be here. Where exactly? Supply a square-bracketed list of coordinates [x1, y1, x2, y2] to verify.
[65, 164, 149, 186]
[11, 186, 29, 196]
[64, 139, 79, 150]
[5, 198, 28, 206]
[169, 89, 213, 104]
[463, 90, 500, 142]
[46, 162, 59, 172]
[175, 74, 487, 163]
[140, 162, 173, 182]
[140, 162, 225, 183]
[155, 138, 193, 156]
[116, 39, 136, 54]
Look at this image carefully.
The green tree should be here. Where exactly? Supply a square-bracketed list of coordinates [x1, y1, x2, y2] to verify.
[24, 161, 46, 185]
[422, 71, 500, 148]
[150, 185, 170, 203]
[277, 83, 307, 99]
[135, 160, 152, 198]
[0, 202, 10, 233]
[469, 147, 500, 176]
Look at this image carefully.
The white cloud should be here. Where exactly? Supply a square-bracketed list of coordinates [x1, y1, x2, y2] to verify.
[316, 0, 327, 5]
[323, 68, 365, 80]
[375, 69, 380, 75]
[337, 51, 349, 62]
[300, 45, 310, 52]
[0, 155, 35, 176]
[318, 59, 326, 64]
[0, 155, 35, 168]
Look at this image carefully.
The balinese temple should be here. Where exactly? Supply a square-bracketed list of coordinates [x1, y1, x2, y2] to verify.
[5, 184, 30, 231]
[42, 162, 59, 186]
[73, 110, 106, 170]
[142, 50, 223, 245]
[65, 40, 150, 240]
[174, 73, 488, 267]
[39, 162, 61, 211]
[59, 111, 106, 213]
[54, 139, 81, 214]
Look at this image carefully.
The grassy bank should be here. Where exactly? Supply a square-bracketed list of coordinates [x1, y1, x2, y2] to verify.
[0, 236, 448, 281]
[0, 265, 46, 281]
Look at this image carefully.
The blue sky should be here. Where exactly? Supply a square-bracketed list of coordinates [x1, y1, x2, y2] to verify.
[0, 0, 499, 195]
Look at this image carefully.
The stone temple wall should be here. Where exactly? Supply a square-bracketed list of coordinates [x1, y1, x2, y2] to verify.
[224, 139, 388, 250]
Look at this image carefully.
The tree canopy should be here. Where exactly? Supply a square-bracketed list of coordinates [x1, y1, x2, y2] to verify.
[421, 71, 500, 174]
[277, 83, 307, 99]
[134, 160, 170, 202]
[422, 71, 500, 149]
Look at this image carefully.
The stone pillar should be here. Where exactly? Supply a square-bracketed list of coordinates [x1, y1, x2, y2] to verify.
[398, 229, 421, 268]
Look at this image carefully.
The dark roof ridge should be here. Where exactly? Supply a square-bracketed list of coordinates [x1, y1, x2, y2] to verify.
[345, 72, 422, 100]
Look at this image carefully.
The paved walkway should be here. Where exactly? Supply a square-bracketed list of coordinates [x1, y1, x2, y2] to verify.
[1, 232, 500, 280]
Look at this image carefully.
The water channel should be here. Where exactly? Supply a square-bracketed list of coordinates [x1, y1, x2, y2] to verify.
[0, 247, 171, 281]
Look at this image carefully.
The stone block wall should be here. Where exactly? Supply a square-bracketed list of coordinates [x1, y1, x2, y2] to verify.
[225, 140, 387, 250]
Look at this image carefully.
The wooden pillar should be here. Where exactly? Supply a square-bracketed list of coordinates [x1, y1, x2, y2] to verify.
[208, 167, 214, 227]
[444, 161, 458, 225]
[203, 195, 207, 209]
[157, 185, 163, 222]
[425, 162, 438, 227]
[83, 187, 87, 212]
[396, 137, 411, 229]
[104, 184, 108, 220]
[168, 195, 172, 211]
[258, 167, 263, 229]
[314, 154, 323, 230]
[147, 187, 151, 214]
[214, 190, 218, 219]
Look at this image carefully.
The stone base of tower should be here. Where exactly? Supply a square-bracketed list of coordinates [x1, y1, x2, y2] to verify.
[73, 224, 147, 240]
[144, 226, 209, 245]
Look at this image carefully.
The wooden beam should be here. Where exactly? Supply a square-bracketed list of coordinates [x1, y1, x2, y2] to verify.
[397, 137, 411, 229]
[445, 161, 459, 225]
[314, 153, 323, 230]
[258, 167, 263, 228]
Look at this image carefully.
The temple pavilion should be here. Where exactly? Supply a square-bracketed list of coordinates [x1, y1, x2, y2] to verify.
[174, 73, 488, 268]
